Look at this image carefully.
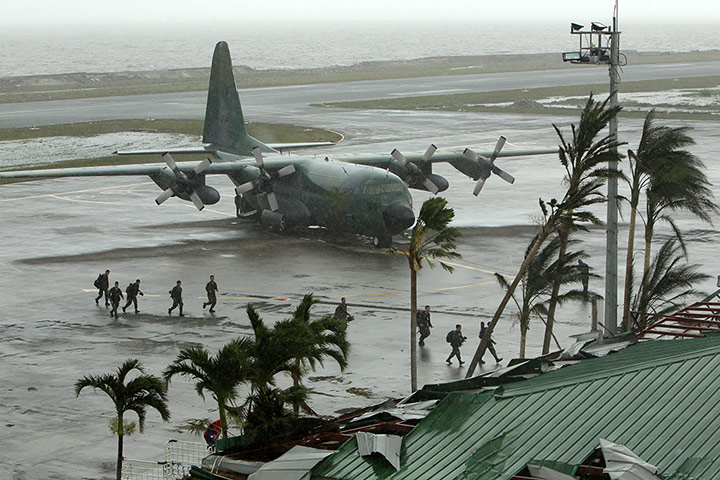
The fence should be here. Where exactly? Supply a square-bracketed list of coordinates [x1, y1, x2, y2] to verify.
[123, 440, 215, 480]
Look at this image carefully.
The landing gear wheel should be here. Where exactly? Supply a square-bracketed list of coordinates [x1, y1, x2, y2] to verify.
[373, 235, 392, 248]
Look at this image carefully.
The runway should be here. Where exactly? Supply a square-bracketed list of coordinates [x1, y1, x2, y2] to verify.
[2, 66, 720, 478]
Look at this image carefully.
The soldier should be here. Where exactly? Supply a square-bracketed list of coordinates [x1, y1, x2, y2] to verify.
[203, 275, 218, 313]
[168, 280, 184, 317]
[479, 321, 503, 364]
[108, 281, 124, 319]
[334, 297, 354, 322]
[94, 269, 110, 306]
[417, 305, 433, 346]
[122, 279, 144, 314]
[446, 324, 466, 366]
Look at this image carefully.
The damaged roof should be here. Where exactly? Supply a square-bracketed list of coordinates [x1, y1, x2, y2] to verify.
[311, 334, 720, 479]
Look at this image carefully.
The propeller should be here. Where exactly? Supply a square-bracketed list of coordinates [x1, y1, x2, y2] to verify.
[155, 153, 212, 210]
[390, 144, 440, 194]
[234, 147, 295, 212]
[462, 136, 515, 196]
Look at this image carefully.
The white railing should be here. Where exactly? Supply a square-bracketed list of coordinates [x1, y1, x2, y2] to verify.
[123, 440, 215, 480]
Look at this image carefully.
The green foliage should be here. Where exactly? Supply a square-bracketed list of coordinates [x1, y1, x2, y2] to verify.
[109, 417, 136, 436]
[632, 238, 710, 330]
[405, 196, 461, 272]
[75, 359, 171, 434]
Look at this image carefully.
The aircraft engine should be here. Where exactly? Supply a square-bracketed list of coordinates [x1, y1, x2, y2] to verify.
[151, 153, 216, 210]
[390, 144, 446, 194]
[234, 147, 296, 212]
[448, 136, 515, 195]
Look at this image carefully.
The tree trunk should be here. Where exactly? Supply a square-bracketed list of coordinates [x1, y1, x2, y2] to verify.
[520, 328, 527, 358]
[638, 220, 654, 329]
[116, 426, 124, 480]
[622, 200, 639, 331]
[410, 267, 418, 392]
[292, 360, 300, 416]
[466, 226, 549, 377]
[542, 227, 568, 354]
[218, 402, 228, 440]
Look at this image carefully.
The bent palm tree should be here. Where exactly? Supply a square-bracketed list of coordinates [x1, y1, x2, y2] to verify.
[164, 338, 251, 440]
[467, 95, 621, 377]
[632, 237, 709, 330]
[621, 111, 711, 330]
[497, 236, 593, 357]
[75, 359, 170, 480]
[396, 196, 460, 391]
[542, 94, 623, 354]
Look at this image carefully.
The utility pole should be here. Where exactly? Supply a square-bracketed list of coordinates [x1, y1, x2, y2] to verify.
[562, 0, 621, 336]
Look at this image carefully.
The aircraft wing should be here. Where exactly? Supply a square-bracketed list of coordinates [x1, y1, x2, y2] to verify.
[338, 145, 558, 195]
[267, 141, 336, 152]
[0, 158, 293, 179]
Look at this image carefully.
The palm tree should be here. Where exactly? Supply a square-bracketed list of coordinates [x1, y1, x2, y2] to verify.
[631, 237, 709, 330]
[241, 304, 305, 430]
[541, 94, 623, 354]
[164, 338, 251, 440]
[621, 110, 712, 330]
[396, 196, 460, 392]
[276, 294, 349, 414]
[496, 236, 592, 357]
[467, 95, 621, 377]
[637, 153, 717, 325]
[75, 359, 170, 480]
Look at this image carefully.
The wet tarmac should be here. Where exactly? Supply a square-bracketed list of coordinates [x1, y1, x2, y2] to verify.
[2, 82, 720, 478]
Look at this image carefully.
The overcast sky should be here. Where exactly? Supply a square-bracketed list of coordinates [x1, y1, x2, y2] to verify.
[4, 0, 719, 26]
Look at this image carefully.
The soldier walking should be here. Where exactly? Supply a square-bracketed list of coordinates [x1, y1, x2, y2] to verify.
[122, 279, 144, 314]
[446, 324, 466, 366]
[168, 280, 184, 316]
[94, 269, 110, 306]
[202, 275, 218, 313]
[108, 281, 124, 319]
[479, 321, 503, 364]
[417, 305, 433, 346]
[334, 297, 354, 322]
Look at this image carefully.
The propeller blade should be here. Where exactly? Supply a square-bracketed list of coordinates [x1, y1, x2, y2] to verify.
[252, 147, 264, 168]
[473, 177, 487, 196]
[235, 182, 255, 195]
[390, 149, 409, 166]
[162, 153, 180, 175]
[423, 177, 440, 195]
[489, 136, 507, 164]
[266, 192, 279, 212]
[189, 191, 205, 211]
[493, 167, 515, 184]
[155, 188, 174, 205]
[277, 164, 296, 177]
[422, 144, 437, 162]
[193, 158, 212, 175]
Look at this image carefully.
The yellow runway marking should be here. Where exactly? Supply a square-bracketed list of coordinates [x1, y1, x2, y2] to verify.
[327, 292, 403, 298]
[437, 281, 495, 291]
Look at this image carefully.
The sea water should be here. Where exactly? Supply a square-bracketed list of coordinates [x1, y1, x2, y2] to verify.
[1, 20, 718, 77]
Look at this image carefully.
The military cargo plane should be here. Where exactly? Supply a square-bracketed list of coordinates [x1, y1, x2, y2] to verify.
[0, 41, 556, 247]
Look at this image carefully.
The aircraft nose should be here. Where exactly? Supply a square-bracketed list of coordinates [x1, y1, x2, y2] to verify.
[383, 202, 415, 233]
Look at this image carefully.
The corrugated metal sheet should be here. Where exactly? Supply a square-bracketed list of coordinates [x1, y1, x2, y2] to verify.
[312, 335, 720, 479]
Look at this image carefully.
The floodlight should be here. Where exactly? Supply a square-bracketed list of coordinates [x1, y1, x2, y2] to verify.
[571, 23, 584, 32]
[562, 52, 582, 62]
[591, 22, 607, 31]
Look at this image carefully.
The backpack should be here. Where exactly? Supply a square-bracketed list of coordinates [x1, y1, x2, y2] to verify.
[446, 330, 454, 343]
[93, 274, 102, 288]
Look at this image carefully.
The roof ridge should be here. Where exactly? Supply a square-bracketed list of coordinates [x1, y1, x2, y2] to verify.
[497, 337, 720, 398]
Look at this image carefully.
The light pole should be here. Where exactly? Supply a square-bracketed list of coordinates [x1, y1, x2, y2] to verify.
[562, 1, 621, 336]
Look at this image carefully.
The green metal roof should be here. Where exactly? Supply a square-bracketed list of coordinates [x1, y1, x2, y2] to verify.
[312, 335, 720, 479]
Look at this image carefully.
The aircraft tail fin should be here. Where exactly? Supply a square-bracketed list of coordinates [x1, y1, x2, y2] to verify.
[202, 42, 274, 156]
